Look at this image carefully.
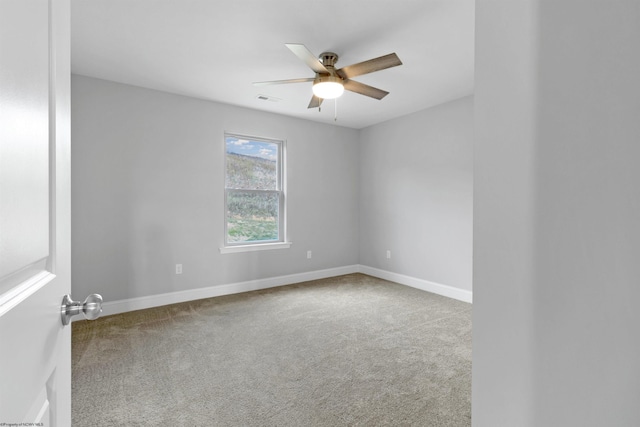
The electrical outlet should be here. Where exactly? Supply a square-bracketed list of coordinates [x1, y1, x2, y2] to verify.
[176, 264, 183, 274]
[386, 250, 391, 259]
[307, 250, 312, 259]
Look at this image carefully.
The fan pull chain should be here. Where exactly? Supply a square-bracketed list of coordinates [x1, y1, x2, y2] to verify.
[334, 98, 338, 121]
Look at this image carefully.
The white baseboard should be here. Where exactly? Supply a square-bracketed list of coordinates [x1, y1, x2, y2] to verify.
[98, 264, 471, 318]
[358, 265, 473, 304]
[100, 265, 359, 317]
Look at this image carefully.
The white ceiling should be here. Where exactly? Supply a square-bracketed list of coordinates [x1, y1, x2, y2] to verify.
[71, 0, 474, 129]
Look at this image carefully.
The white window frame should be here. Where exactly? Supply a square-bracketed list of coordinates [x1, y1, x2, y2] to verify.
[221, 133, 290, 253]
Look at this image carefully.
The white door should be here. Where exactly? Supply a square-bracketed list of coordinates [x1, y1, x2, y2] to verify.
[0, 0, 72, 424]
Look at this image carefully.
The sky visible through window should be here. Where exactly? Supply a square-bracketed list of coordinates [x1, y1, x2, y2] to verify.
[226, 136, 277, 161]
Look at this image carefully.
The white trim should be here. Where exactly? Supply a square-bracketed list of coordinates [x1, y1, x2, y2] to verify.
[219, 241, 292, 254]
[95, 264, 472, 319]
[358, 265, 473, 304]
[98, 265, 358, 317]
[0, 271, 55, 317]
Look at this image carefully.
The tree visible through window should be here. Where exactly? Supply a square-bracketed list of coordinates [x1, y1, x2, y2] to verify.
[224, 134, 284, 245]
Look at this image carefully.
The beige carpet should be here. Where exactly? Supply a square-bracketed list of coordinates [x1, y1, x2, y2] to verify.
[72, 273, 471, 426]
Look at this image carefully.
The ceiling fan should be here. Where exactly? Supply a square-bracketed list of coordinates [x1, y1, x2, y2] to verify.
[253, 43, 402, 109]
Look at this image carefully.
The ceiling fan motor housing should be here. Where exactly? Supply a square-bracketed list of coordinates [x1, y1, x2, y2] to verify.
[319, 52, 339, 69]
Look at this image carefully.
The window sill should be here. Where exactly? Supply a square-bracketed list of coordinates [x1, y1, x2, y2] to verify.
[219, 242, 292, 254]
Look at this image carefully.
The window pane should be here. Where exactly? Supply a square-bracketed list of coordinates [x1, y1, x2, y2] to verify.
[226, 191, 279, 243]
[226, 136, 278, 190]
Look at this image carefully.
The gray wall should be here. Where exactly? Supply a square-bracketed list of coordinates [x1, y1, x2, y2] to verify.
[359, 97, 474, 292]
[71, 75, 360, 302]
[474, 0, 640, 425]
[71, 75, 474, 304]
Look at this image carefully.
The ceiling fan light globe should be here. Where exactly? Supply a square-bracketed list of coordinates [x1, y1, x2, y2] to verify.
[312, 78, 344, 99]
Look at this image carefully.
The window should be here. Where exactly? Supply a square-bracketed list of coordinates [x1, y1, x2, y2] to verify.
[223, 133, 287, 250]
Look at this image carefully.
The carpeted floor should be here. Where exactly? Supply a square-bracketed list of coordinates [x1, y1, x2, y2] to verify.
[72, 273, 472, 426]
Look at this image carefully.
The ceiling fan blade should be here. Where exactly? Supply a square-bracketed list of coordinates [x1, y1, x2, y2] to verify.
[308, 95, 323, 109]
[337, 53, 402, 79]
[285, 43, 328, 74]
[343, 80, 389, 100]
[253, 77, 315, 86]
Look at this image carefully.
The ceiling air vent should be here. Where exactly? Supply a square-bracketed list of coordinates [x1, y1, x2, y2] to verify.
[256, 94, 281, 103]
